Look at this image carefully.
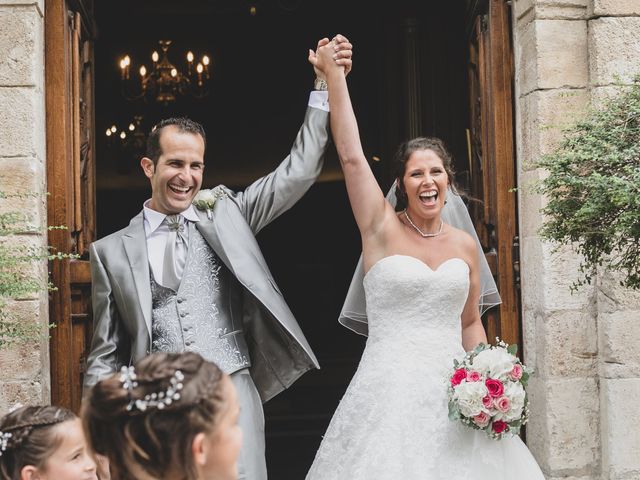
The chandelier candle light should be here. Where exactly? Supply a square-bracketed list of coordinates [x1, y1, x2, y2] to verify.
[119, 40, 210, 105]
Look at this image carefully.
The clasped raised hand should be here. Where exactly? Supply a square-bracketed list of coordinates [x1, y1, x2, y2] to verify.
[308, 33, 353, 79]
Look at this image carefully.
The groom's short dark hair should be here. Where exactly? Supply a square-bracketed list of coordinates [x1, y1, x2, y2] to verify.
[146, 117, 207, 165]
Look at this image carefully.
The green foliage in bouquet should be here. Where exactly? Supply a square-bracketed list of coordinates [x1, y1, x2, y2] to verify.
[0, 193, 77, 348]
[535, 75, 640, 290]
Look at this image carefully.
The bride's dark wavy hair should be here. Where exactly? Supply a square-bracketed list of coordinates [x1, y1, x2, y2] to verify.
[82, 352, 226, 480]
[393, 137, 460, 211]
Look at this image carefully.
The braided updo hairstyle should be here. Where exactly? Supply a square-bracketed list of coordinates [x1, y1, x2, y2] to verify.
[82, 352, 226, 480]
[0, 405, 76, 480]
[393, 137, 458, 211]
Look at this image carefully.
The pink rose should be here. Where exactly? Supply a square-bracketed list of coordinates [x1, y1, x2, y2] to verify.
[466, 370, 482, 382]
[482, 395, 493, 409]
[485, 378, 504, 398]
[492, 420, 508, 434]
[494, 396, 510, 413]
[451, 368, 467, 387]
[473, 411, 490, 427]
[510, 364, 523, 381]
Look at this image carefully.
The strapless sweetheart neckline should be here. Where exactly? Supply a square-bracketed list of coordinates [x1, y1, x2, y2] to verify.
[364, 254, 469, 280]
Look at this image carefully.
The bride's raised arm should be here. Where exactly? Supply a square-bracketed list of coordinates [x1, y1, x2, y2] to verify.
[310, 41, 391, 239]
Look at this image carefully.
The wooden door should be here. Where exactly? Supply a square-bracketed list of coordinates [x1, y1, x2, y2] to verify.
[46, 0, 96, 411]
[466, 0, 521, 346]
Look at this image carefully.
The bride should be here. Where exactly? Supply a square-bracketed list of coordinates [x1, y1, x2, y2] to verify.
[306, 40, 545, 479]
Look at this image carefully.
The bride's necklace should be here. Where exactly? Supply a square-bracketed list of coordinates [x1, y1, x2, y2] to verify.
[403, 210, 444, 238]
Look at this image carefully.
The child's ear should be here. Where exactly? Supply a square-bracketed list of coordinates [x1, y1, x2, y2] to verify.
[20, 465, 40, 480]
[192, 432, 207, 466]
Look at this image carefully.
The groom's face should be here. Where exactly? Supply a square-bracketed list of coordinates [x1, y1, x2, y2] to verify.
[141, 125, 205, 215]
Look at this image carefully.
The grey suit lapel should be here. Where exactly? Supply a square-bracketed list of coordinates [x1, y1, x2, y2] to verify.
[194, 208, 231, 269]
[122, 212, 152, 334]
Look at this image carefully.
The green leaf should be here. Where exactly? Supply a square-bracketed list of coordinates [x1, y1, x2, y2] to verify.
[448, 402, 460, 421]
[507, 344, 518, 356]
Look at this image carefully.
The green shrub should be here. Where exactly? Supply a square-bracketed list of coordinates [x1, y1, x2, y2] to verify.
[535, 76, 640, 290]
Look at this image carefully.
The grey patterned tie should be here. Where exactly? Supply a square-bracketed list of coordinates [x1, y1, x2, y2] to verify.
[162, 214, 187, 291]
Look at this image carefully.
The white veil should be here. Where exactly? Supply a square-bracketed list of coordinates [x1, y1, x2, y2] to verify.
[338, 184, 502, 336]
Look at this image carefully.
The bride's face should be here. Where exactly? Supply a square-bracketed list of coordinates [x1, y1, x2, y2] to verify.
[401, 149, 448, 219]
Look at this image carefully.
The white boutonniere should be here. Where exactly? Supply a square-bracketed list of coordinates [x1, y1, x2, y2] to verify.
[193, 187, 226, 220]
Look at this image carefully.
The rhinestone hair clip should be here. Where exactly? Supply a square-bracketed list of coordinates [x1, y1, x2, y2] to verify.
[0, 431, 12, 456]
[120, 366, 185, 412]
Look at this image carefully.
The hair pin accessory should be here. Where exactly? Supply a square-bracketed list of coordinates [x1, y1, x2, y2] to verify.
[0, 431, 12, 456]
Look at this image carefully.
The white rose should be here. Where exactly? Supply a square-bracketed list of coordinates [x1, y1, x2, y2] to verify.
[495, 381, 526, 422]
[453, 380, 489, 418]
[194, 189, 216, 205]
[472, 347, 516, 380]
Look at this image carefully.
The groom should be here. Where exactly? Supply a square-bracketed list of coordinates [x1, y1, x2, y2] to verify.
[84, 35, 352, 479]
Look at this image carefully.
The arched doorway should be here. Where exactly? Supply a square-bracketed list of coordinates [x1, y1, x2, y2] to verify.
[46, 0, 519, 476]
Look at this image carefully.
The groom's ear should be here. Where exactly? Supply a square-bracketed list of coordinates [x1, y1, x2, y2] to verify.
[141, 157, 155, 179]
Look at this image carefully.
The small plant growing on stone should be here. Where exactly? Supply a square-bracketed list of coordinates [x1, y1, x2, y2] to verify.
[534, 75, 640, 290]
[0, 193, 77, 348]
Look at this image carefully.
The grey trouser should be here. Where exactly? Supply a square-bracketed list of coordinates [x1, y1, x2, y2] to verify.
[231, 369, 267, 480]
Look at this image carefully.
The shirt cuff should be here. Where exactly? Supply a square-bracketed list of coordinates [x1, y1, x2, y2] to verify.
[309, 91, 329, 112]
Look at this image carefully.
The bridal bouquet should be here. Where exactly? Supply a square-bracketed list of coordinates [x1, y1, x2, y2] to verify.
[447, 339, 532, 439]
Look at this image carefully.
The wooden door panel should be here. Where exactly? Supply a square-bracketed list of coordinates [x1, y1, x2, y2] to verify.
[467, 0, 520, 346]
[46, 0, 96, 410]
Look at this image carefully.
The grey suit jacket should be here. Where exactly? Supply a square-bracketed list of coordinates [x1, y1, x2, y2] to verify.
[85, 106, 329, 402]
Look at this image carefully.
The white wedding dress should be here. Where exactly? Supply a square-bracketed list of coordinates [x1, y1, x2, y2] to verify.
[307, 255, 544, 479]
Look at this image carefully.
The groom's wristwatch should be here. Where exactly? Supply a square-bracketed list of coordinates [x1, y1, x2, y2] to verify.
[314, 77, 328, 91]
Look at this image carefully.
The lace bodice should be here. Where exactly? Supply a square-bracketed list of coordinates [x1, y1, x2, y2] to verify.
[364, 255, 469, 340]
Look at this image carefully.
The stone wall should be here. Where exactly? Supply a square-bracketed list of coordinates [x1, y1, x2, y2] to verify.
[0, 0, 49, 412]
[513, 0, 640, 478]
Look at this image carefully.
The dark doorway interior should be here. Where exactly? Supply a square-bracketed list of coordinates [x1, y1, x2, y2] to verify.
[93, 1, 469, 477]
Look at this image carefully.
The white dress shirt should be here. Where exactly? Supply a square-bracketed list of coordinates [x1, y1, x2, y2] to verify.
[143, 202, 201, 286]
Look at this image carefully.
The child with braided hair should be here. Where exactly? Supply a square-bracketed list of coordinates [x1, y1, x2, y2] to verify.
[0, 405, 98, 480]
[82, 351, 241, 480]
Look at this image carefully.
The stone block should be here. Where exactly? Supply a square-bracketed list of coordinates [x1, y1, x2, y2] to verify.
[0, 2, 43, 16]
[520, 236, 595, 312]
[513, 0, 535, 26]
[526, 377, 600, 474]
[0, 6, 42, 86]
[520, 235, 545, 311]
[0, 380, 46, 413]
[598, 310, 640, 378]
[0, 87, 40, 158]
[589, 17, 640, 86]
[514, 0, 589, 24]
[514, 18, 538, 96]
[592, 0, 640, 16]
[0, 157, 45, 230]
[537, 309, 597, 378]
[536, 0, 590, 20]
[515, 19, 588, 96]
[598, 269, 640, 314]
[516, 88, 589, 175]
[522, 307, 538, 369]
[0, 234, 48, 301]
[536, 20, 589, 90]
[0, 331, 44, 381]
[517, 173, 544, 240]
[601, 378, 640, 477]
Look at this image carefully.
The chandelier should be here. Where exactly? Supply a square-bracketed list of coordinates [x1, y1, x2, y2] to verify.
[105, 116, 146, 152]
[119, 40, 210, 105]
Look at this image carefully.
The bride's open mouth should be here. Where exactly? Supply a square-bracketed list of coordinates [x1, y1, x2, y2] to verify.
[419, 190, 438, 206]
